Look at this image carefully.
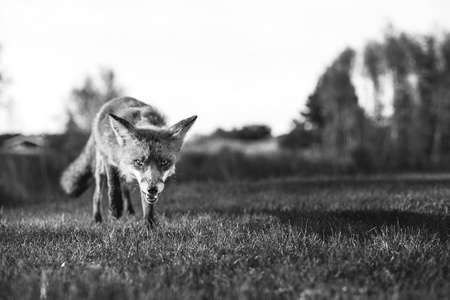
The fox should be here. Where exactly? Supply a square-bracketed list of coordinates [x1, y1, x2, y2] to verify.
[60, 96, 197, 226]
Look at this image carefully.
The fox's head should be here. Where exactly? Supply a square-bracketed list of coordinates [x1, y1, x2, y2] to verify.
[108, 113, 197, 204]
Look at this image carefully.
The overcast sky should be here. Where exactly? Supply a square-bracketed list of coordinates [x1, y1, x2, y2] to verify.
[1, 0, 450, 136]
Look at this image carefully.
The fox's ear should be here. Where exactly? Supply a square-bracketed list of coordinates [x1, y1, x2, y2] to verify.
[109, 114, 138, 146]
[169, 115, 197, 142]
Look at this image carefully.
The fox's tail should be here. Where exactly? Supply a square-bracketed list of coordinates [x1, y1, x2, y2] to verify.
[60, 135, 95, 197]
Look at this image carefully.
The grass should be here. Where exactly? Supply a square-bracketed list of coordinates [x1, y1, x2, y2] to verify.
[1, 174, 450, 299]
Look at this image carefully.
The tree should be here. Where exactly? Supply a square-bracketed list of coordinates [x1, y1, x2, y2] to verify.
[406, 35, 441, 166]
[302, 48, 365, 158]
[0, 45, 5, 100]
[363, 41, 386, 122]
[369, 31, 417, 168]
[66, 68, 124, 133]
[0, 44, 13, 132]
[302, 92, 324, 131]
[430, 34, 450, 164]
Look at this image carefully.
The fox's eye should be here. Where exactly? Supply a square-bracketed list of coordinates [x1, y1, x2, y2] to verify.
[160, 160, 171, 167]
[133, 159, 143, 168]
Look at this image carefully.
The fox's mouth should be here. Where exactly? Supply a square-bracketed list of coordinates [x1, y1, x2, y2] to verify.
[142, 192, 158, 204]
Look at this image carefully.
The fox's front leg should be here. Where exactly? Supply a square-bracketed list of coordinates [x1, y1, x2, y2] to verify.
[121, 182, 135, 215]
[93, 155, 105, 223]
[93, 175, 105, 222]
[106, 165, 123, 219]
[141, 196, 155, 228]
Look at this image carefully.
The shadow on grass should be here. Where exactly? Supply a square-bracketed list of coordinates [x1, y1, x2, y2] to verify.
[267, 208, 450, 237]
[178, 206, 450, 240]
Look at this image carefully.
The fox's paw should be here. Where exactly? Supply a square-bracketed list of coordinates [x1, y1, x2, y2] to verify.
[126, 205, 135, 215]
[109, 207, 123, 220]
[144, 217, 157, 230]
[94, 213, 102, 223]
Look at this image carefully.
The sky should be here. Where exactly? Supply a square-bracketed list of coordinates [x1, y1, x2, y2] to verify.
[1, 0, 450, 136]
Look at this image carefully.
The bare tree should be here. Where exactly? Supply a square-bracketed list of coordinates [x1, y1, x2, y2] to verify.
[66, 68, 124, 133]
[0, 44, 13, 132]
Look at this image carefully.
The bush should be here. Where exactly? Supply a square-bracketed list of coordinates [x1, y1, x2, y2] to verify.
[0, 151, 68, 205]
[213, 125, 271, 141]
[176, 148, 346, 182]
[278, 124, 319, 150]
[351, 145, 376, 173]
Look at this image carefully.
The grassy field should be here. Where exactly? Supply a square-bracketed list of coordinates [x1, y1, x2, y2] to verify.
[1, 174, 450, 299]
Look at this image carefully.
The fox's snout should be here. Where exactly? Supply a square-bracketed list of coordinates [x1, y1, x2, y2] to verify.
[141, 185, 164, 204]
[139, 180, 165, 199]
[148, 186, 158, 195]
[129, 166, 167, 195]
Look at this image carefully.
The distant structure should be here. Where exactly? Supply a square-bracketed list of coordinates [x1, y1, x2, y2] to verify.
[0, 135, 47, 154]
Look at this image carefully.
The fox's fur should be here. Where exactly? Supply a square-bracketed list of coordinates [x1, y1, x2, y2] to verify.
[60, 97, 197, 225]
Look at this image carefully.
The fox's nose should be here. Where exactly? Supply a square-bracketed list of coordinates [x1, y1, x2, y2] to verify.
[148, 186, 158, 195]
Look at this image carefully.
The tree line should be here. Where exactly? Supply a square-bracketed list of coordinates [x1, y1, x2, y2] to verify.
[281, 29, 450, 171]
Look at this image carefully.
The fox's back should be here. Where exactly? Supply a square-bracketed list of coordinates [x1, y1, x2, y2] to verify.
[93, 97, 167, 146]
